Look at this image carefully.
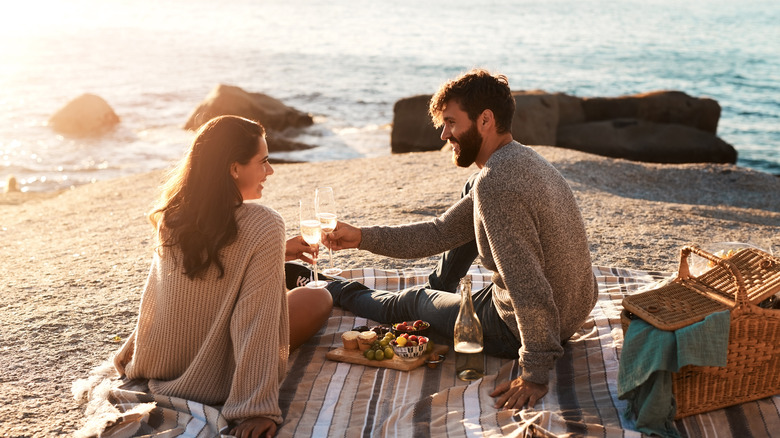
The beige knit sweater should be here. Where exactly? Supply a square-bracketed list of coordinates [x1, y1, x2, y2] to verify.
[114, 203, 289, 424]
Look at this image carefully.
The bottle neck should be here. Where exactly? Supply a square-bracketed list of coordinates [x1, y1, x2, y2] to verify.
[459, 279, 475, 311]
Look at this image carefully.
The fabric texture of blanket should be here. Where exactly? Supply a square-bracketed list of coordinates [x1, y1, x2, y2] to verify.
[73, 265, 780, 437]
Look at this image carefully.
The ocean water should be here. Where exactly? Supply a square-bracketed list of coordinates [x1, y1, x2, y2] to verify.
[1, 0, 778, 192]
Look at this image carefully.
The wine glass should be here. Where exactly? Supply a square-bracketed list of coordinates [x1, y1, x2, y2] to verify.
[315, 187, 342, 276]
[299, 199, 328, 288]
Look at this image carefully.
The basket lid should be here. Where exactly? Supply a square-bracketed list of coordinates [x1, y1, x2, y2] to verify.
[622, 247, 780, 331]
[623, 280, 730, 331]
[694, 248, 780, 304]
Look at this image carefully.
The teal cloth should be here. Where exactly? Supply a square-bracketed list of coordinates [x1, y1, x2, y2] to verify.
[618, 310, 730, 438]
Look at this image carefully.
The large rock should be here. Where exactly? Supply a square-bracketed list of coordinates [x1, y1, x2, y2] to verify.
[557, 119, 737, 164]
[184, 84, 314, 132]
[48, 94, 120, 137]
[390, 94, 443, 153]
[265, 134, 315, 152]
[391, 91, 561, 153]
[555, 93, 586, 126]
[511, 90, 558, 146]
[581, 91, 720, 133]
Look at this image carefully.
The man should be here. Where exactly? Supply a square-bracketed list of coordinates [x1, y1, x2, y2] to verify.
[323, 69, 598, 410]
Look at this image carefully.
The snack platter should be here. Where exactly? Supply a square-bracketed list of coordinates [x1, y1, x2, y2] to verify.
[326, 321, 448, 371]
[326, 342, 449, 371]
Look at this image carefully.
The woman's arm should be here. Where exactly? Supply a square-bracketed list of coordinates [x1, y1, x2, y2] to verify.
[222, 212, 288, 424]
[112, 328, 136, 376]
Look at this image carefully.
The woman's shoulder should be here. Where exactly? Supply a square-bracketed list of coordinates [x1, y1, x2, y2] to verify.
[239, 201, 281, 217]
[235, 203, 285, 234]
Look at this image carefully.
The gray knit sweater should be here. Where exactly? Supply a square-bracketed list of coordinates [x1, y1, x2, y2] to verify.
[114, 203, 289, 423]
[360, 141, 598, 384]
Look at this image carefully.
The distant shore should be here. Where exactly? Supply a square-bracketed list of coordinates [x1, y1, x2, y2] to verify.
[1, 146, 779, 436]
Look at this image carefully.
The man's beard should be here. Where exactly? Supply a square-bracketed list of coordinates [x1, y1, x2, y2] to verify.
[450, 122, 482, 168]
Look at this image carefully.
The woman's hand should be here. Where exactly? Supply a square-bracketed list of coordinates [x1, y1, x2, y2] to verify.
[285, 236, 317, 264]
[490, 376, 548, 410]
[230, 416, 277, 438]
[323, 221, 362, 250]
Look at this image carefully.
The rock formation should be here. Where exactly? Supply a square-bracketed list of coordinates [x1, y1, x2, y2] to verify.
[580, 91, 720, 133]
[511, 91, 559, 146]
[184, 84, 315, 153]
[4, 175, 20, 193]
[184, 84, 314, 132]
[390, 95, 443, 154]
[48, 94, 120, 137]
[390, 90, 736, 165]
[557, 119, 737, 164]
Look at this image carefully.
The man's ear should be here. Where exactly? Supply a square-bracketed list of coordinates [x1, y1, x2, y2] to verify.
[479, 109, 495, 130]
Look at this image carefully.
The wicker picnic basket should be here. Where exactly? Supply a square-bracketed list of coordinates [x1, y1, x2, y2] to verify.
[621, 245, 780, 418]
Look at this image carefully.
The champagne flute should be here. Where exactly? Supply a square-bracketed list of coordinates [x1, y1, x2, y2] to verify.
[300, 199, 327, 288]
[315, 187, 342, 276]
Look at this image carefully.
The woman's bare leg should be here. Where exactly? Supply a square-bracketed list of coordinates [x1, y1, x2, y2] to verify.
[287, 286, 333, 350]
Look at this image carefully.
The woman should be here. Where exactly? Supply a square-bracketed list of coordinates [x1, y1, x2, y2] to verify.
[113, 115, 332, 437]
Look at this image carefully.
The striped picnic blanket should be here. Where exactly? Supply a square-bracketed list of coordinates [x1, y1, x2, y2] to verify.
[75, 265, 780, 437]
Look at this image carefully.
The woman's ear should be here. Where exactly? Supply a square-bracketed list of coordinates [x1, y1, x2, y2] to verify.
[230, 162, 239, 179]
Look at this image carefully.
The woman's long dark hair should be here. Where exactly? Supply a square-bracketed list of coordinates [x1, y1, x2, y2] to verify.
[150, 115, 266, 279]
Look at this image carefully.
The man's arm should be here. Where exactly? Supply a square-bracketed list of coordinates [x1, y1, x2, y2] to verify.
[326, 195, 476, 259]
[325, 221, 362, 250]
[490, 378, 548, 410]
[476, 184, 563, 408]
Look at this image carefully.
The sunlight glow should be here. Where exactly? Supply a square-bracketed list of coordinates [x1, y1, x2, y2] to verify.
[0, 0, 102, 36]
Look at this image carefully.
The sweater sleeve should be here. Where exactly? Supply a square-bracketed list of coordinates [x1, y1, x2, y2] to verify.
[477, 184, 563, 385]
[360, 195, 475, 258]
[113, 327, 136, 376]
[221, 213, 289, 424]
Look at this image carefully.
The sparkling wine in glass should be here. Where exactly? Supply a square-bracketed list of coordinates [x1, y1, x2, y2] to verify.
[315, 187, 342, 276]
[300, 199, 327, 288]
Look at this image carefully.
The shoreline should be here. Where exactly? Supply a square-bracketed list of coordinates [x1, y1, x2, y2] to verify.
[3, 148, 780, 197]
[1, 146, 779, 436]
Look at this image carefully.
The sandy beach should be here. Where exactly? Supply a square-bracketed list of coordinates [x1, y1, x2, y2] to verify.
[1, 145, 779, 436]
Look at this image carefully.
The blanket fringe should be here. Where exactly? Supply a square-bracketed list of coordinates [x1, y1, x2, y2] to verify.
[71, 358, 156, 438]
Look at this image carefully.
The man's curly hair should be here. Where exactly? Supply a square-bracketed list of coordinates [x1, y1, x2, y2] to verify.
[429, 69, 515, 134]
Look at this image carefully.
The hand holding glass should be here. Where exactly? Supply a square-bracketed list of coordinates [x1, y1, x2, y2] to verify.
[299, 199, 328, 288]
[315, 187, 342, 276]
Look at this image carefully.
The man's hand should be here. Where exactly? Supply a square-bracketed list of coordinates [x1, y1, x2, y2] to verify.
[490, 376, 548, 410]
[230, 416, 277, 438]
[323, 221, 362, 250]
[285, 236, 317, 264]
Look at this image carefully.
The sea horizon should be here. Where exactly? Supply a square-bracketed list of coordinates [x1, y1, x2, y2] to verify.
[2, 0, 778, 192]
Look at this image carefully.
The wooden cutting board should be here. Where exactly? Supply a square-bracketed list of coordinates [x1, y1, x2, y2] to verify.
[326, 343, 449, 371]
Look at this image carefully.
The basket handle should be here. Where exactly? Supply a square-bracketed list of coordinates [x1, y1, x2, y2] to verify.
[678, 246, 750, 308]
